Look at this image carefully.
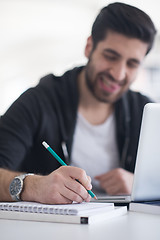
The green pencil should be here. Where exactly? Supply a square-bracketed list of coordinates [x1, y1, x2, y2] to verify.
[42, 141, 97, 200]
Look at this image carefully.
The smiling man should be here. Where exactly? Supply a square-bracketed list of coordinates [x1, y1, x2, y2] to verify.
[75, 31, 149, 195]
[83, 33, 148, 103]
[0, 2, 157, 204]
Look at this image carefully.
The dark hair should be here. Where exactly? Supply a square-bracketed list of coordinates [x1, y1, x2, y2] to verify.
[91, 2, 157, 54]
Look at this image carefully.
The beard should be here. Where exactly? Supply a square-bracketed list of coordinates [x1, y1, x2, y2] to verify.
[84, 59, 127, 103]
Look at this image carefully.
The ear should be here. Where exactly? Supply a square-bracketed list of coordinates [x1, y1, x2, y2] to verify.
[84, 36, 93, 58]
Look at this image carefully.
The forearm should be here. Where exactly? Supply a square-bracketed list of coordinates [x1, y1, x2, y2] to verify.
[21, 174, 42, 202]
[0, 168, 40, 202]
[0, 166, 92, 204]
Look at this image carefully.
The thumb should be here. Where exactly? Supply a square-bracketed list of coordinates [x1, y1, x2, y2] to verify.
[94, 174, 102, 180]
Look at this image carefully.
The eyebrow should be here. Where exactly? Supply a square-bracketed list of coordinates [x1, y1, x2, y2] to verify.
[103, 48, 141, 65]
[104, 49, 121, 57]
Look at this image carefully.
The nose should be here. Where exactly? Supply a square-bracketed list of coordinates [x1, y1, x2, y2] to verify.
[110, 62, 127, 82]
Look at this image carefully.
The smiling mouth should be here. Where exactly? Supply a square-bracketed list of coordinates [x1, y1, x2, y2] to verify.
[99, 75, 121, 93]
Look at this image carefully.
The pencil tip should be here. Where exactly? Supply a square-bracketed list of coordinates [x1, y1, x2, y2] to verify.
[94, 196, 98, 200]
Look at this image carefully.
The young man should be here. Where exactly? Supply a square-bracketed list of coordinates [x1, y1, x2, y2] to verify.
[0, 2, 157, 204]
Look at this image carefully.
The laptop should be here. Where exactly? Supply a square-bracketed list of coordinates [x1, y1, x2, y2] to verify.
[92, 103, 160, 204]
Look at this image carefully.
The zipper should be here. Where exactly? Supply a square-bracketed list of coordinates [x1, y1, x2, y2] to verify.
[120, 93, 131, 168]
[121, 137, 130, 168]
[61, 141, 69, 164]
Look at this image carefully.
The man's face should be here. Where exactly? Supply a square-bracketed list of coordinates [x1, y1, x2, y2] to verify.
[84, 31, 149, 103]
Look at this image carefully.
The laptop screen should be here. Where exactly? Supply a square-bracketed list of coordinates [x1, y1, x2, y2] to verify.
[131, 103, 160, 202]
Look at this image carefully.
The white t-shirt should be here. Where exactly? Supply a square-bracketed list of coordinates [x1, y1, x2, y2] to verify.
[70, 112, 119, 190]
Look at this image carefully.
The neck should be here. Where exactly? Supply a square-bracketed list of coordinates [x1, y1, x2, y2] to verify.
[78, 69, 114, 125]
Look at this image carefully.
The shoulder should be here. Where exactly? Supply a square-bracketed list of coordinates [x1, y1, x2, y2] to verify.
[38, 66, 83, 89]
[35, 66, 82, 104]
[4, 66, 82, 119]
[39, 73, 59, 88]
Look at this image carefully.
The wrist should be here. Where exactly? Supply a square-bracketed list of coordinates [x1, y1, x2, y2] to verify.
[21, 174, 41, 202]
[9, 173, 34, 201]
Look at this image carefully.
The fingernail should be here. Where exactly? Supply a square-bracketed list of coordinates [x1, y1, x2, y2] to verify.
[87, 183, 92, 190]
[85, 195, 91, 202]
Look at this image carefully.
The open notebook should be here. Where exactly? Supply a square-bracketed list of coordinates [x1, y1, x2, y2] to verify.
[92, 103, 160, 204]
[0, 201, 127, 224]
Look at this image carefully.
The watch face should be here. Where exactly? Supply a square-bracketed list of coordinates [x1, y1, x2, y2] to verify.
[10, 178, 22, 196]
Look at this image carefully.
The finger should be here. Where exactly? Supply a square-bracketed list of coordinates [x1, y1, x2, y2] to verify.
[65, 177, 89, 201]
[99, 178, 115, 190]
[56, 194, 73, 204]
[98, 175, 119, 192]
[102, 179, 124, 194]
[95, 171, 112, 181]
[87, 175, 92, 185]
[94, 174, 105, 180]
[95, 168, 121, 179]
[67, 166, 92, 190]
[105, 185, 120, 195]
[95, 173, 115, 182]
[61, 184, 84, 203]
[48, 190, 73, 204]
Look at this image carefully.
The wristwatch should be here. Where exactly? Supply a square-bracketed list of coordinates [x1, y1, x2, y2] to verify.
[9, 173, 34, 201]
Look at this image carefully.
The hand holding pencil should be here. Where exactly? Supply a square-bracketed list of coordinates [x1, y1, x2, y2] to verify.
[42, 141, 97, 203]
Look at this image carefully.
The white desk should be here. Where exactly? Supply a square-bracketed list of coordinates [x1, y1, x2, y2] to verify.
[0, 211, 160, 240]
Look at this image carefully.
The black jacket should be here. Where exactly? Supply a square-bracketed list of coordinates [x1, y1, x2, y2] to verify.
[0, 67, 152, 174]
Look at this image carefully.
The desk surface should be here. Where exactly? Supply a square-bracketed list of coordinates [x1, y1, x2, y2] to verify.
[0, 211, 160, 240]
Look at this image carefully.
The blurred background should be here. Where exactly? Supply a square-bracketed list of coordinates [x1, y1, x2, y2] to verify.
[0, 0, 160, 115]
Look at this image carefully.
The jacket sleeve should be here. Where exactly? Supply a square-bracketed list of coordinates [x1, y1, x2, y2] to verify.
[0, 88, 41, 170]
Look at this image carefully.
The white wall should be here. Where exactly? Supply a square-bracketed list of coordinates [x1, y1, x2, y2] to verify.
[0, 0, 160, 115]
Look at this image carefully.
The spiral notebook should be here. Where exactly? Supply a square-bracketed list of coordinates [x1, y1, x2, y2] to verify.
[0, 201, 127, 224]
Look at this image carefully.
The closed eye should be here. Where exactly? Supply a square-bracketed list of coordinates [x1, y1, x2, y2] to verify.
[103, 54, 119, 61]
[127, 60, 140, 68]
[102, 49, 121, 62]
